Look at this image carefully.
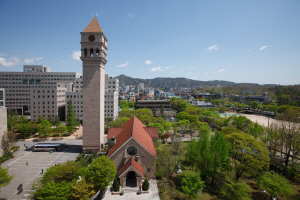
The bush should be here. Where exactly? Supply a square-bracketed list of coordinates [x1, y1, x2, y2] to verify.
[142, 178, 149, 191]
[0, 153, 13, 163]
[112, 178, 120, 192]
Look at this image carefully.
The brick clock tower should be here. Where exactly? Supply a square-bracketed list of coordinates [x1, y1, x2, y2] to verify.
[81, 17, 107, 153]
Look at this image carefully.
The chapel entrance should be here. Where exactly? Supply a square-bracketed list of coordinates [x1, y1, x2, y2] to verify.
[126, 171, 137, 187]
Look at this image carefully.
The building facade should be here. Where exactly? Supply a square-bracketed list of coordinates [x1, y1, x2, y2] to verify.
[0, 88, 7, 156]
[0, 65, 81, 120]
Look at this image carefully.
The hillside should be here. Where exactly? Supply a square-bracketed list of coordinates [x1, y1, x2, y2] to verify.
[116, 74, 261, 88]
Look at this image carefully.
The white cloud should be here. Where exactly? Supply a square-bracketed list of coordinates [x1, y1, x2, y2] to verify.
[0, 57, 20, 67]
[24, 58, 34, 64]
[212, 71, 216, 74]
[207, 45, 219, 51]
[217, 69, 226, 73]
[186, 72, 192, 74]
[259, 46, 268, 51]
[0, 52, 6, 57]
[35, 57, 43, 61]
[190, 67, 194, 69]
[205, 73, 209, 75]
[71, 51, 81, 61]
[151, 66, 171, 72]
[145, 60, 152, 65]
[128, 13, 133, 18]
[61, 60, 64, 63]
[116, 61, 129, 67]
[171, 71, 175, 74]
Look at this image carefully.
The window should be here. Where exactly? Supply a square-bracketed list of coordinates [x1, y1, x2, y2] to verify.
[147, 168, 150, 172]
[127, 146, 137, 156]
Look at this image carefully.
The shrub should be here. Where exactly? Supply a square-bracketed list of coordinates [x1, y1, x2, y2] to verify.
[112, 178, 120, 192]
[0, 153, 13, 163]
[142, 178, 149, 191]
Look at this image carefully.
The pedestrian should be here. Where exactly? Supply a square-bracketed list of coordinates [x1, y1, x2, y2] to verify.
[41, 169, 43, 174]
[24, 143, 25, 147]
[26, 161, 28, 165]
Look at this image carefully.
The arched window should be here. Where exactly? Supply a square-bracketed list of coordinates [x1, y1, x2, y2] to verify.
[84, 48, 87, 57]
[96, 49, 99, 57]
[90, 48, 94, 57]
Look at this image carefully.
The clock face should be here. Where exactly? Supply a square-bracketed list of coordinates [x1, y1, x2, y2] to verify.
[88, 35, 95, 42]
[127, 146, 137, 156]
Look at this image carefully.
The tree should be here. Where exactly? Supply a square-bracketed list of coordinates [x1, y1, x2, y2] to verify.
[177, 112, 190, 121]
[42, 161, 81, 184]
[108, 117, 130, 127]
[38, 180, 74, 200]
[250, 101, 259, 110]
[17, 116, 30, 139]
[171, 97, 188, 112]
[66, 100, 79, 131]
[38, 120, 52, 139]
[1, 131, 11, 155]
[119, 100, 129, 109]
[86, 156, 117, 191]
[0, 165, 14, 190]
[142, 178, 149, 191]
[37, 115, 46, 124]
[153, 106, 157, 117]
[225, 132, 270, 180]
[210, 131, 230, 184]
[258, 171, 294, 199]
[56, 123, 66, 139]
[181, 175, 205, 199]
[160, 104, 165, 118]
[112, 178, 120, 192]
[187, 138, 198, 170]
[70, 178, 95, 200]
[220, 181, 251, 200]
[275, 108, 300, 166]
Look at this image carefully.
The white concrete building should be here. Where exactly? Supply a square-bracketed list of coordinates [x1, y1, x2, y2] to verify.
[65, 74, 119, 121]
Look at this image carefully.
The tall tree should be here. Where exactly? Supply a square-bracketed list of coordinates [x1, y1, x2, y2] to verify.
[86, 156, 116, 192]
[153, 106, 157, 117]
[258, 171, 294, 199]
[38, 120, 52, 139]
[275, 108, 300, 166]
[225, 132, 270, 180]
[56, 123, 66, 139]
[160, 104, 165, 118]
[210, 131, 230, 184]
[66, 100, 79, 131]
[70, 178, 95, 200]
[0, 165, 14, 190]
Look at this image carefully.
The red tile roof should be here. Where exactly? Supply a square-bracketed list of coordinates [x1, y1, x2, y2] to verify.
[119, 157, 144, 177]
[107, 128, 123, 139]
[83, 17, 103, 32]
[107, 116, 157, 158]
[143, 127, 159, 138]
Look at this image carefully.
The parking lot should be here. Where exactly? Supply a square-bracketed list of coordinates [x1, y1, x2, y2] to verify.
[0, 139, 82, 200]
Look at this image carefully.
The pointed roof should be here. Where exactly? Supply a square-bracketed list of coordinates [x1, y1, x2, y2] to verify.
[107, 116, 157, 158]
[83, 17, 103, 32]
[119, 157, 144, 177]
[107, 127, 158, 139]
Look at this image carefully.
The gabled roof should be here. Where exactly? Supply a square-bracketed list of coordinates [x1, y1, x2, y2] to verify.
[107, 126, 159, 139]
[107, 116, 157, 158]
[107, 128, 123, 139]
[83, 17, 103, 32]
[143, 127, 159, 138]
[119, 157, 144, 177]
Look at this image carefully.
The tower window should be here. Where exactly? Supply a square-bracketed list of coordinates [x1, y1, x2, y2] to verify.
[84, 48, 87, 57]
[96, 49, 99, 57]
[90, 48, 94, 57]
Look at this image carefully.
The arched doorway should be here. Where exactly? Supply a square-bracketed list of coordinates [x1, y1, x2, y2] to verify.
[126, 171, 136, 187]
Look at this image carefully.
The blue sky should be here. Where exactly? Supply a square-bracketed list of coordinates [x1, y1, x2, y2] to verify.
[0, 1, 299, 85]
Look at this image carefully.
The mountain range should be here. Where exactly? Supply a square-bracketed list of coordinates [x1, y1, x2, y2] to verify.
[115, 74, 262, 88]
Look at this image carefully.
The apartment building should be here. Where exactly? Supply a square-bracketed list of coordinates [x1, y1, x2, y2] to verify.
[0, 88, 7, 156]
[65, 74, 119, 121]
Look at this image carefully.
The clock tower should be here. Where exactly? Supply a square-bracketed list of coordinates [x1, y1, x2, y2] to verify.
[81, 17, 107, 152]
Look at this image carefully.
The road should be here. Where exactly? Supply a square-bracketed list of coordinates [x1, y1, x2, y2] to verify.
[0, 139, 82, 200]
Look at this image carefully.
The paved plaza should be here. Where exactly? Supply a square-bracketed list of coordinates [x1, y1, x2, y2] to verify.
[0, 139, 82, 200]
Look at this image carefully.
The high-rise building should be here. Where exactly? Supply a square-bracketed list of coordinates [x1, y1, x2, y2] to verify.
[0, 65, 81, 120]
[0, 88, 7, 156]
[139, 83, 144, 90]
[81, 17, 107, 152]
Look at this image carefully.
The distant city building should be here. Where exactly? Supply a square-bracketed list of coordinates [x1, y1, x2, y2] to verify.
[139, 83, 144, 90]
[231, 92, 271, 103]
[192, 93, 222, 100]
[191, 100, 214, 107]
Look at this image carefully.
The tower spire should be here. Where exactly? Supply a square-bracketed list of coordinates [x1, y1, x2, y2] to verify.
[83, 17, 103, 32]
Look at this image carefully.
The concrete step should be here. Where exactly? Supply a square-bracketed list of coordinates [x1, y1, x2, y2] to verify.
[122, 187, 139, 193]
